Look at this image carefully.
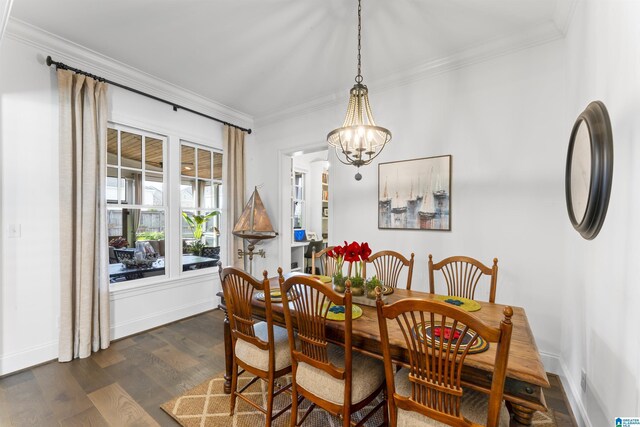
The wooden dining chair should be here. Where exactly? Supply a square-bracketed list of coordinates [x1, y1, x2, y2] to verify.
[376, 292, 513, 427]
[220, 267, 294, 426]
[428, 255, 499, 303]
[278, 270, 387, 427]
[366, 250, 415, 290]
[311, 246, 338, 276]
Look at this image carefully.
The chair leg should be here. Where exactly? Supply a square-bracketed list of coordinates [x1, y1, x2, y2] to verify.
[265, 374, 275, 427]
[382, 387, 389, 427]
[230, 360, 238, 415]
[290, 382, 299, 427]
[343, 407, 350, 427]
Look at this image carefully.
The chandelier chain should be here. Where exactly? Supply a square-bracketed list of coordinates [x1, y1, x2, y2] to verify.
[356, 0, 363, 84]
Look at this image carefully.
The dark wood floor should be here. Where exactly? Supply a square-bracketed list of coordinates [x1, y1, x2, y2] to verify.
[0, 310, 577, 426]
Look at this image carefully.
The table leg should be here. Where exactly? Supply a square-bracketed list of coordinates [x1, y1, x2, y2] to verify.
[222, 309, 232, 394]
[507, 402, 536, 425]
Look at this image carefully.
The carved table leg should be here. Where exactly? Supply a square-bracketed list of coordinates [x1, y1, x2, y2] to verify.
[507, 402, 536, 426]
[222, 309, 232, 394]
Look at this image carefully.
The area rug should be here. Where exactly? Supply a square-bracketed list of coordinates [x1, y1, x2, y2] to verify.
[161, 373, 557, 426]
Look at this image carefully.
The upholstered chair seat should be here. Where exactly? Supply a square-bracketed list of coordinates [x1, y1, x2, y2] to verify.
[394, 368, 510, 427]
[296, 343, 385, 406]
[234, 321, 293, 371]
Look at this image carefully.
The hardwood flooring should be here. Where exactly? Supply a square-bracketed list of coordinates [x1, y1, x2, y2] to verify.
[0, 310, 577, 426]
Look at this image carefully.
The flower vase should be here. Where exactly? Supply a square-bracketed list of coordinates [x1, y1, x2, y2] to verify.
[332, 274, 346, 293]
[350, 276, 365, 296]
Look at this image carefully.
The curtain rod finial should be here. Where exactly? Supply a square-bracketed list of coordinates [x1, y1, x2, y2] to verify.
[46, 56, 53, 67]
[247, 129, 252, 134]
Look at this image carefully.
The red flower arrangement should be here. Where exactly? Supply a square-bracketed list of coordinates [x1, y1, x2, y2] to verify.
[328, 241, 372, 292]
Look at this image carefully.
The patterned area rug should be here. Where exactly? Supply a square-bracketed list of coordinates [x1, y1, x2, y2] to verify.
[161, 373, 557, 426]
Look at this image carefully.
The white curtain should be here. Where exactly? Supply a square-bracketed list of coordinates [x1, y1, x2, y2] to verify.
[223, 125, 246, 268]
[57, 69, 110, 361]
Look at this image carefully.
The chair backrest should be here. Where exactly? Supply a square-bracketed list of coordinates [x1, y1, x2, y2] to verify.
[366, 250, 415, 290]
[376, 293, 513, 427]
[279, 271, 354, 403]
[304, 240, 324, 259]
[428, 255, 499, 303]
[221, 267, 275, 359]
[202, 246, 221, 259]
[114, 249, 134, 263]
[312, 246, 337, 276]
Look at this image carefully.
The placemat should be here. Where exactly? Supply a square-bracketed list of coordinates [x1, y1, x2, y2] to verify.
[255, 289, 286, 302]
[412, 322, 489, 354]
[434, 295, 481, 312]
[323, 302, 363, 321]
[309, 275, 332, 283]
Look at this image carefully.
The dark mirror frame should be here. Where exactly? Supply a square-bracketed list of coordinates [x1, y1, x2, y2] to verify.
[565, 101, 614, 240]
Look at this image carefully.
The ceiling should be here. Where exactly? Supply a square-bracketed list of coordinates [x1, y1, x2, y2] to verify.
[11, 0, 567, 119]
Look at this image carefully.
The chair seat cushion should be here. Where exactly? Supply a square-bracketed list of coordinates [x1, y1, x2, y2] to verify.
[234, 322, 292, 372]
[394, 368, 510, 426]
[295, 343, 385, 406]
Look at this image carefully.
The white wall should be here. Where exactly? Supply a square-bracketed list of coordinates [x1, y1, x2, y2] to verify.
[0, 28, 250, 374]
[560, 1, 640, 425]
[251, 39, 568, 361]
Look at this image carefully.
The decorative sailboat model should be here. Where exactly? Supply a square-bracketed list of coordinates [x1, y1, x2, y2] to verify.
[232, 187, 278, 274]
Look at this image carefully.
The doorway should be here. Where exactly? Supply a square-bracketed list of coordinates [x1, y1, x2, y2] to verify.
[278, 146, 329, 274]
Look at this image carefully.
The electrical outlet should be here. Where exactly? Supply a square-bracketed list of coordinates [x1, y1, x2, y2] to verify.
[581, 370, 587, 392]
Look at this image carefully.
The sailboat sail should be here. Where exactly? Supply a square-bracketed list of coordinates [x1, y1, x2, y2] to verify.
[232, 187, 277, 241]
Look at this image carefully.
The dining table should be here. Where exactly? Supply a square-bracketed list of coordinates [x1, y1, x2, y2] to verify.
[216, 273, 550, 425]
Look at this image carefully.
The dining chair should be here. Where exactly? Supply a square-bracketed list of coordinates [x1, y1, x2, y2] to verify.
[201, 245, 220, 259]
[311, 246, 339, 276]
[428, 255, 499, 303]
[220, 267, 294, 426]
[278, 270, 387, 427]
[376, 292, 513, 427]
[366, 250, 415, 290]
[304, 240, 325, 273]
[113, 248, 134, 263]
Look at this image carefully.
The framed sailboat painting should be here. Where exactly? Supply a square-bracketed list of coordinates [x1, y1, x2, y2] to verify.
[378, 155, 452, 231]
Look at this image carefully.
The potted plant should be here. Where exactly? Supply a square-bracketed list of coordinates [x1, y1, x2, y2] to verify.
[327, 245, 346, 293]
[327, 241, 372, 295]
[365, 275, 382, 299]
[344, 241, 371, 296]
[182, 211, 220, 256]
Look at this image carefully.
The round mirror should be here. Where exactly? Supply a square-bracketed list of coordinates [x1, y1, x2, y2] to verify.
[565, 101, 613, 240]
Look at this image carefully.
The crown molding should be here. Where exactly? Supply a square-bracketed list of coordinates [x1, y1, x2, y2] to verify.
[553, 0, 579, 36]
[0, 0, 13, 44]
[5, 18, 254, 129]
[255, 19, 566, 128]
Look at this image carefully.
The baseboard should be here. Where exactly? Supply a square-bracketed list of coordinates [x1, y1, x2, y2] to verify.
[538, 351, 592, 427]
[540, 351, 562, 375]
[557, 357, 592, 427]
[110, 299, 215, 340]
[0, 340, 57, 376]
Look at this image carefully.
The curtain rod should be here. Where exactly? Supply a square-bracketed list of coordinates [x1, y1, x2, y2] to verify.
[45, 56, 252, 134]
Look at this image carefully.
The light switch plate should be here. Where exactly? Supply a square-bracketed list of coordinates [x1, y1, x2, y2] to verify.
[8, 224, 21, 238]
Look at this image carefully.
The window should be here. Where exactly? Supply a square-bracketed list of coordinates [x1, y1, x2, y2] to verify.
[181, 142, 222, 271]
[292, 171, 305, 229]
[107, 126, 167, 283]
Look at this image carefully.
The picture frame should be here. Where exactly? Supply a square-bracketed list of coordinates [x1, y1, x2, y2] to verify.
[322, 207, 329, 217]
[378, 155, 451, 230]
[565, 101, 613, 240]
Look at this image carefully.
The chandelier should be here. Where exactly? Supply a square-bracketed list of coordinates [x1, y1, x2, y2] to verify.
[327, 0, 392, 181]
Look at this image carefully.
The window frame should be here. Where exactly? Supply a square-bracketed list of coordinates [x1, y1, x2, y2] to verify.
[180, 140, 223, 274]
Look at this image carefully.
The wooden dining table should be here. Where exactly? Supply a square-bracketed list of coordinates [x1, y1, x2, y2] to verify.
[216, 274, 550, 425]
